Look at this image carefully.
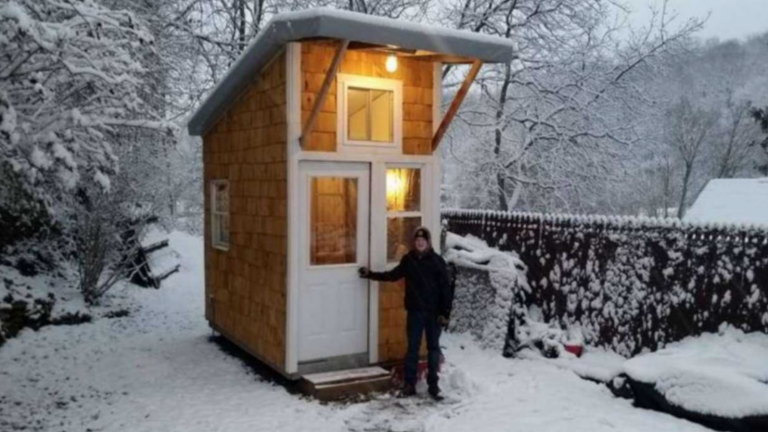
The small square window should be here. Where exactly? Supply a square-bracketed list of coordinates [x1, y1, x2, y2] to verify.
[338, 74, 402, 150]
[347, 88, 394, 143]
[211, 180, 230, 249]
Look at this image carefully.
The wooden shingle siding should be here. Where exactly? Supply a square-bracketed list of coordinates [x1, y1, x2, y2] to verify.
[300, 41, 434, 155]
[378, 282, 408, 362]
[203, 51, 288, 369]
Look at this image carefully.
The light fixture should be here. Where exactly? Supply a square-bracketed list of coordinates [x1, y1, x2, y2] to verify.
[385, 54, 398, 73]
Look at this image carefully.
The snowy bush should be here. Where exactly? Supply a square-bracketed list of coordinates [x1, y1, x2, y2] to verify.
[443, 210, 768, 356]
[443, 233, 529, 353]
[0, 0, 172, 202]
[0, 0, 184, 301]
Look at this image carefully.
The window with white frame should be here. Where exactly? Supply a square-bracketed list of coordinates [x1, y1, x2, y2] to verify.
[385, 167, 422, 263]
[338, 74, 402, 149]
[211, 180, 230, 249]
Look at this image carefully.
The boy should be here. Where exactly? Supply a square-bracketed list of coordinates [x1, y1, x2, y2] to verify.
[359, 227, 452, 399]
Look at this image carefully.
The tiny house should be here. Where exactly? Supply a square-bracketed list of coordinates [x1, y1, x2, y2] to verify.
[187, 9, 515, 378]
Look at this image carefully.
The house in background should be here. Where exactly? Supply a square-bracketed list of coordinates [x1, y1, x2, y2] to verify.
[186, 8, 515, 389]
[684, 178, 768, 226]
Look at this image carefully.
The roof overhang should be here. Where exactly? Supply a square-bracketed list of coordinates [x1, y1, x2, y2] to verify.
[187, 8, 517, 136]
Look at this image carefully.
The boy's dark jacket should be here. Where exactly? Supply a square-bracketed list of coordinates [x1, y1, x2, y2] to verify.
[366, 249, 452, 318]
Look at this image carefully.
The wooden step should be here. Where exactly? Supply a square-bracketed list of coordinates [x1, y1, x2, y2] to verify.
[300, 366, 392, 401]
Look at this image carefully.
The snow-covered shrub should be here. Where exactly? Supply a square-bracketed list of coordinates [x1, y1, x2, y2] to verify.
[443, 210, 768, 356]
[1, 1, 181, 301]
[0, 0, 171, 207]
[68, 181, 155, 304]
[0, 264, 91, 347]
[443, 233, 529, 353]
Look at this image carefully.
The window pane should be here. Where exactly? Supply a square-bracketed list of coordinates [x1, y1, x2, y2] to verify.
[370, 90, 393, 142]
[347, 88, 368, 141]
[386, 168, 420, 212]
[387, 216, 422, 263]
[346, 87, 393, 143]
[215, 182, 229, 213]
[310, 177, 358, 265]
[219, 214, 230, 245]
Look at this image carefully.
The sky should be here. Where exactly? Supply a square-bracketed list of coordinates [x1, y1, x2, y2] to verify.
[624, 0, 767, 41]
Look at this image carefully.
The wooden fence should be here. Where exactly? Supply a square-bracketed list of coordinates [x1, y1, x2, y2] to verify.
[442, 210, 768, 356]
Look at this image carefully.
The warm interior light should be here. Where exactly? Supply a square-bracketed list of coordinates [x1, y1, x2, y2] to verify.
[385, 54, 398, 73]
[386, 169, 405, 209]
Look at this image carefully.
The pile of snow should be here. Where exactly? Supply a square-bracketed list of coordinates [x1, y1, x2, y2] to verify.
[684, 178, 768, 227]
[513, 305, 585, 358]
[443, 233, 529, 351]
[520, 346, 627, 384]
[623, 325, 768, 418]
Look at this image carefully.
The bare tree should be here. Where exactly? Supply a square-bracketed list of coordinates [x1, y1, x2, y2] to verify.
[752, 106, 768, 175]
[709, 100, 761, 179]
[664, 98, 718, 218]
[442, 0, 703, 212]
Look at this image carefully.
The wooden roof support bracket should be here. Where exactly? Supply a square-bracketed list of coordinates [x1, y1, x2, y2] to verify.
[431, 60, 483, 152]
[300, 39, 350, 149]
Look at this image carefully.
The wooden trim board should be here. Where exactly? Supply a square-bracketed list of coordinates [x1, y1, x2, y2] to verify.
[300, 39, 349, 148]
[431, 60, 482, 151]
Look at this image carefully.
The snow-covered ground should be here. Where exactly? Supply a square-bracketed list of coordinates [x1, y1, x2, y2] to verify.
[623, 326, 768, 419]
[0, 232, 712, 432]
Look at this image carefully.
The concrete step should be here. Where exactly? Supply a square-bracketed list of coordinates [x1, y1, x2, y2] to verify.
[300, 366, 392, 401]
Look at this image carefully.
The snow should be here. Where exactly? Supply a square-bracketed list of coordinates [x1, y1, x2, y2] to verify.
[29, 146, 52, 169]
[93, 169, 111, 191]
[271, 8, 518, 49]
[684, 178, 768, 227]
[444, 232, 529, 293]
[146, 247, 180, 277]
[0, 262, 89, 322]
[304, 367, 388, 385]
[520, 347, 627, 383]
[623, 325, 768, 418]
[0, 232, 712, 432]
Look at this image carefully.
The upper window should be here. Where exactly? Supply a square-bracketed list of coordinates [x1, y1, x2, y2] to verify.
[338, 74, 402, 150]
[347, 88, 394, 142]
[211, 180, 230, 250]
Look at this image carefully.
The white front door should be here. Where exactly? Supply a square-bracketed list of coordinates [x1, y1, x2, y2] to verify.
[298, 161, 370, 362]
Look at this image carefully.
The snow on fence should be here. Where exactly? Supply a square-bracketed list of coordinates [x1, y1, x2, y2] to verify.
[442, 210, 768, 356]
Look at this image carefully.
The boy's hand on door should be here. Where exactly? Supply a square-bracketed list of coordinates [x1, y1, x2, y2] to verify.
[358, 267, 370, 278]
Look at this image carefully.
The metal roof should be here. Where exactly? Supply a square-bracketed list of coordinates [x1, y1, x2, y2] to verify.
[187, 8, 516, 136]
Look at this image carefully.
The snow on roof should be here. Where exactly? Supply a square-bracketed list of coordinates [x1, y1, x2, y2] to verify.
[684, 178, 768, 227]
[187, 8, 517, 136]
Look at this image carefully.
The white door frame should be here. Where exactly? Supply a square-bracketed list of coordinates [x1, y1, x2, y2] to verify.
[297, 161, 371, 363]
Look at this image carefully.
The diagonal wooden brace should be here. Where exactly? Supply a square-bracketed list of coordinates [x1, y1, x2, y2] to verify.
[300, 39, 350, 149]
[431, 60, 483, 151]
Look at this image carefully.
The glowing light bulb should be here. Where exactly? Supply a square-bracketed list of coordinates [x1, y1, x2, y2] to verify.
[385, 54, 398, 73]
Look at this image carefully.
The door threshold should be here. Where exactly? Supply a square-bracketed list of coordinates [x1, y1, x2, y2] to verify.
[298, 352, 369, 375]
